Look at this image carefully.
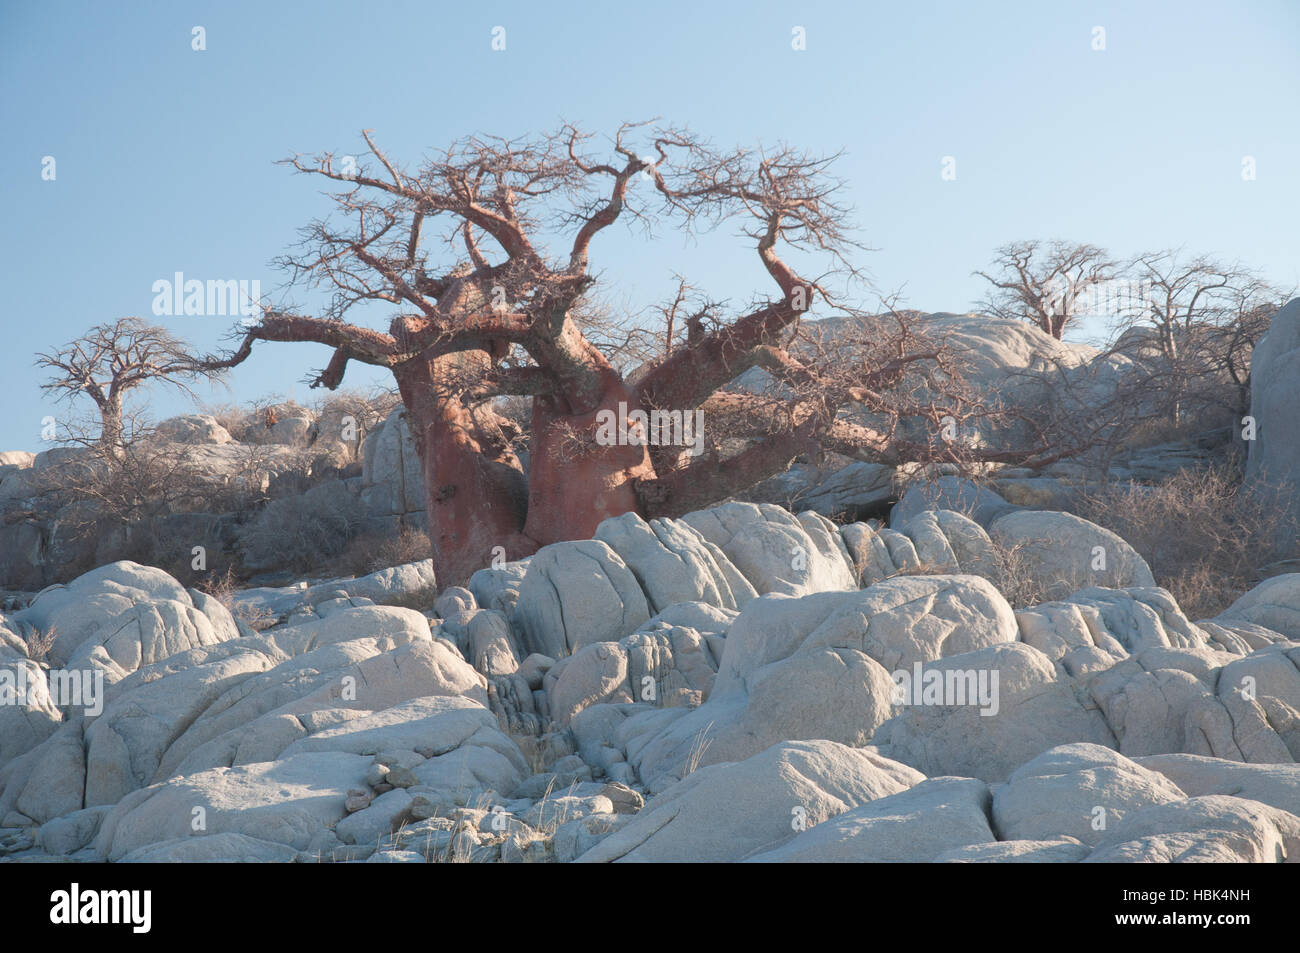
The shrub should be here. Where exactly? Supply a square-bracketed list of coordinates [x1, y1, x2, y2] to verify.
[22, 626, 56, 662]
[984, 538, 1055, 611]
[1076, 465, 1299, 618]
[196, 565, 278, 630]
[237, 480, 367, 574]
[319, 526, 432, 578]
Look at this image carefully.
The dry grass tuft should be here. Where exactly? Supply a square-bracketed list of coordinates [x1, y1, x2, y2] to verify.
[1076, 464, 1299, 618]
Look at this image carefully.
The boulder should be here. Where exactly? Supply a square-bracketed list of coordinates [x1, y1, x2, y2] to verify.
[873, 642, 1117, 782]
[1083, 795, 1300, 863]
[935, 838, 1088, 863]
[165, 637, 482, 777]
[547, 623, 720, 726]
[575, 741, 922, 863]
[0, 451, 35, 469]
[93, 751, 372, 861]
[229, 561, 437, 623]
[1214, 574, 1300, 642]
[621, 575, 1017, 790]
[891, 477, 1017, 529]
[0, 659, 64, 766]
[11, 561, 224, 669]
[1084, 657, 1234, 759]
[1213, 645, 1300, 763]
[680, 502, 855, 597]
[989, 510, 1156, 600]
[992, 743, 1185, 846]
[746, 777, 995, 863]
[154, 414, 233, 445]
[360, 407, 425, 520]
[1246, 297, 1300, 541]
[245, 415, 315, 448]
[119, 831, 299, 863]
[512, 540, 650, 658]
[334, 788, 415, 845]
[787, 461, 896, 520]
[1133, 754, 1300, 824]
[715, 574, 1018, 695]
[468, 560, 531, 616]
[36, 805, 111, 855]
[1082, 587, 1212, 652]
[593, 512, 756, 613]
[843, 511, 998, 587]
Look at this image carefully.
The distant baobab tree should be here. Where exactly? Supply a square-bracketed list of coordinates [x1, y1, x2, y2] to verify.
[37, 316, 224, 455]
[975, 240, 1118, 340]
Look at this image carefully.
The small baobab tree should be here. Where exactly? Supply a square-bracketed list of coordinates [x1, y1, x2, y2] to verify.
[36, 316, 226, 455]
[974, 240, 1118, 340]
[1118, 250, 1286, 428]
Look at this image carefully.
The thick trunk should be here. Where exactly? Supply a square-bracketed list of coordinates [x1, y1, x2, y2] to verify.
[522, 378, 655, 545]
[393, 338, 658, 585]
[395, 353, 535, 588]
[98, 396, 125, 458]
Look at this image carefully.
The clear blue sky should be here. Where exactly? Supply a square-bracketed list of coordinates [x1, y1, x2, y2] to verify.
[3, 0, 1297, 453]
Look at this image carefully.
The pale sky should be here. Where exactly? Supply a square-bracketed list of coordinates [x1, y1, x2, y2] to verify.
[3, 0, 1297, 452]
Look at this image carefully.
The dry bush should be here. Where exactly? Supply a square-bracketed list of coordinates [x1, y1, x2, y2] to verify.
[22, 626, 56, 663]
[196, 565, 277, 630]
[319, 526, 433, 578]
[27, 442, 226, 581]
[984, 538, 1054, 611]
[31, 442, 211, 525]
[237, 481, 367, 574]
[311, 388, 403, 460]
[1076, 465, 1299, 618]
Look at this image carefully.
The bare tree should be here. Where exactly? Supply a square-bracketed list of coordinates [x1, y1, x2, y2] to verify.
[974, 240, 1118, 340]
[204, 124, 1011, 585]
[1203, 291, 1283, 422]
[1124, 250, 1240, 362]
[1116, 250, 1286, 427]
[36, 317, 226, 455]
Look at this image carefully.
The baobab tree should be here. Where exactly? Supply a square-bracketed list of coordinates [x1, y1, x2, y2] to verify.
[1121, 250, 1278, 363]
[974, 240, 1118, 340]
[1115, 250, 1286, 428]
[37, 317, 225, 455]
[209, 124, 989, 585]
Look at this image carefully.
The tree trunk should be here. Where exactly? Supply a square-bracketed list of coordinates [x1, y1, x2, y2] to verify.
[393, 360, 658, 584]
[98, 394, 125, 460]
[522, 379, 655, 546]
[395, 353, 535, 588]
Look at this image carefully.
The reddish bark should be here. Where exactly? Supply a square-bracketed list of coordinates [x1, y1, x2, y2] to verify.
[523, 379, 654, 546]
[395, 353, 536, 586]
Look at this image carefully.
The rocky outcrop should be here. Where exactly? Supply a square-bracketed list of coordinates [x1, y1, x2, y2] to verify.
[359, 406, 426, 532]
[3, 494, 1300, 864]
[1247, 298, 1300, 543]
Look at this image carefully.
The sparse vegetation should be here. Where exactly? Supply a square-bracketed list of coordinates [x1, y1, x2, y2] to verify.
[318, 527, 433, 579]
[237, 480, 367, 574]
[22, 625, 56, 663]
[196, 566, 277, 630]
[1077, 465, 1300, 619]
